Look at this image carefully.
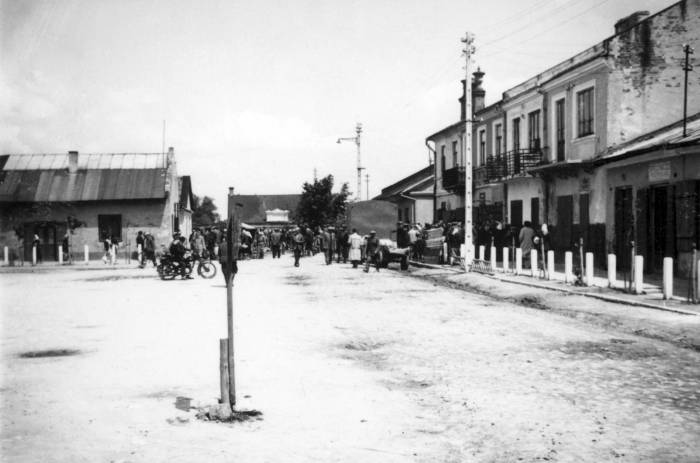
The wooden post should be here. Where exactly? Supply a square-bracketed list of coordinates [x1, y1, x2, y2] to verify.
[530, 249, 537, 277]
[478, 245, 485, 261]
[585, 252, 594, 287]
[225, 188, 241, 409]
[634, 255, 644, 295]
[564, 251, 573, 283]
[3, 246, 8, 266]
[663, 257, 673, 300]
[32, 245, 37, 266]
[515, 248, 522, 275]
[58, 245, 63, 265]
[490, 246, 497, 272]
[219, 338, 230, 404]
[502, 247, 509, 272]
[690, 247, 697, 303]
[84, 244, 89, 264]
[547, 250, 554, 280]
[608, 254, 616, 288]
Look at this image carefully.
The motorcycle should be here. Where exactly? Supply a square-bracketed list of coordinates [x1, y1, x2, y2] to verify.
[157, 251, 217, 280]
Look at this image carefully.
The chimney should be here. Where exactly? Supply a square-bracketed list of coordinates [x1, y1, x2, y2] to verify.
[68, 151, 79, 173]
[472, 68, 486, 113]
[614, 11, 650, 34]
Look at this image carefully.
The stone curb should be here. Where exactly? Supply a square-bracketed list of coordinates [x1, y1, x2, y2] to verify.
[409, 261, 698, 316]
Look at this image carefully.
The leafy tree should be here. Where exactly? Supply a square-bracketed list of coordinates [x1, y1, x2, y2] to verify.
[296, 175, 350, 229]
[192, 195, 220, 227]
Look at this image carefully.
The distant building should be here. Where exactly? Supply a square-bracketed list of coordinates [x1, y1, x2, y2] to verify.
[0, 148, 192, 261]
[373, 165, 434, 225]
[228, 193, 300, 226]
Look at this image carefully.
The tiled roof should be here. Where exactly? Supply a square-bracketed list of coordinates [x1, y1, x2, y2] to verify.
[375, 165, 434, 200]
[0, 153, 169, 202]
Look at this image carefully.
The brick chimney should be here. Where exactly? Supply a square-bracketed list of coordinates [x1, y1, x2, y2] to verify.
[472, 68, 486, 113]
[614, 11, 650, 34]
[68, 151, 79, 173]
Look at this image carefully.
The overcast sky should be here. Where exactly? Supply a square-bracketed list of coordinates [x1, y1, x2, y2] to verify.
[1, 0, 673, 211]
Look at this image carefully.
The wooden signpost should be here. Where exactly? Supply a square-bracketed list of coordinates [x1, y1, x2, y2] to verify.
[221, 187, 241, 409]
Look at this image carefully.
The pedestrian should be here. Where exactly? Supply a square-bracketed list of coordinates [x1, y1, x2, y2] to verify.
[293, 228, 305, 267]
[319, 227, 331, 265]
[519, 221, 535, 268]
[32, 233, 41, 263]
[136, 231, 145, 266]
[102, 234, 112, 264]
[348, 228, 362, 268]
[270, 228, 282, 258]
[144, 232, 156, 266]
[364, 230, 381, 273]
[191, 228, 205, 258]
[338, 226, 349, 263]
[61, 232, 70, 263]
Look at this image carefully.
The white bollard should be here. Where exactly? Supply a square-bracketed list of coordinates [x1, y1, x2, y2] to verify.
[3, 246, 8, 265]
[530, 250, 538, 277]
[515, 248, 523, 275]
[443, 242, 449, 265]
[84, 244, 89, 264]
[478, 245, 485, 261]
[32, 245, 37, 266]
[58, 245, 63, 265]
[564, 251, 573, 283]
[585, 252, 594, 287]
[663, 257, 673, 300]
[634, 255, 644, 295]
[490, 246, 497, 272]
[607, 254, 617, 288]
[503, 247, 510, 272]
[547, 250, 555, 280]
[137, 244, 143, 265]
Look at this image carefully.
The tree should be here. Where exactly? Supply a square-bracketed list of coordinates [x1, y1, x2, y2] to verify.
[192, 195, 220, 227]
[296, 175, 350, 229]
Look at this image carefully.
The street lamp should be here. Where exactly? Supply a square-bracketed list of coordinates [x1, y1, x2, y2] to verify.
[336, 122, 364, 201]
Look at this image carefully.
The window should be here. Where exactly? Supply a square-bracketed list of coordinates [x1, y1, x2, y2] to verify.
[441, 145, 446, 172]
[479, 130, 486, 165]
[495, 124, 502, 157]
[452, 140, 458, 168]
[528, 110, 541, 150]
[577, 87, 594, 137]
[512, 118, 520, 152]
[98, 215, 122, 241]
[555, 98, 565, 161]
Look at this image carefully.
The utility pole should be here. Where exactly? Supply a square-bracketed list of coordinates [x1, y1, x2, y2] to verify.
[365, 173, 370, 201]
[313, 167, 318, 182]
[462, 32, 475, 269]
[337, 123, 364, 201]
[682, 44, 694, 137]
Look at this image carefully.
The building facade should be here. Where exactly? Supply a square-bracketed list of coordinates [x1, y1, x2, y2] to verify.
[373, 165, 434, 225]
[0, 148, 191, 261]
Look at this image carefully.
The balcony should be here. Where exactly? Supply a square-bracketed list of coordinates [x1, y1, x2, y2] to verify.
[485, 148, 544, 182]
[442, 166, 465, 191]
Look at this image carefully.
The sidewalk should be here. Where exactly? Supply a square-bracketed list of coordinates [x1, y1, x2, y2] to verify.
[0, 260, 146, 273]
[409, 260, 700, 316]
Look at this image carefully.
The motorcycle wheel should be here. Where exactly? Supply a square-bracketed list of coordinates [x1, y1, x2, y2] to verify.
[197, 261, 217, 279]
[161, 263, 176, 280]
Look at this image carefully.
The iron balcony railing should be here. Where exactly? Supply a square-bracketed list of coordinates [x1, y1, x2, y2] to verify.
[442, 166, 465, 190]
[485, 148, 544, 182]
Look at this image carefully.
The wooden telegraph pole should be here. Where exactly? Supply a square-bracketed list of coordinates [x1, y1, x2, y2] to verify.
[222, 186, 241, 409]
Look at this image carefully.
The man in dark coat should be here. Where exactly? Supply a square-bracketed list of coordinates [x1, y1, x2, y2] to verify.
[364, 230, 381, 273]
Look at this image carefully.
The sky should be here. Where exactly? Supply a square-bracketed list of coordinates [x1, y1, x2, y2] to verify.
[1, 0, 674, 212]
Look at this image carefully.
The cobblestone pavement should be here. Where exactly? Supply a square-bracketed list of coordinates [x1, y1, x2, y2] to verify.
[1, 256, 699, 462]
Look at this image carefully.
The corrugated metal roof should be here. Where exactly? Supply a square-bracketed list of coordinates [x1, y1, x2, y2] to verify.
[0, 153, 169, 202]
[1, 153, 168, 170]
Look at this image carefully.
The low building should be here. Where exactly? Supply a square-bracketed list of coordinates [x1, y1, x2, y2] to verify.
[228, 193, 301, 227]
[373, 165, 434, 225]
[0, 148, 191, 262]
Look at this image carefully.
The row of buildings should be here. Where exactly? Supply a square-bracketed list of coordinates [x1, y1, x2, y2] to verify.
[377, 0, 700, 276]
[0, 148, 194, 261]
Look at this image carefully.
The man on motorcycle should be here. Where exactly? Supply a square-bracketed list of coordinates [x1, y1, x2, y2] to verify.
[169, 234, 192, 279]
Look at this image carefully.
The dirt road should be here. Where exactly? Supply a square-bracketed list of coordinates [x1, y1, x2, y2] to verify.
[1, 255, 699, 462]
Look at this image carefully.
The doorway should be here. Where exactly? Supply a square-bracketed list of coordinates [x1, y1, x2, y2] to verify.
[614, 187, 634, 269]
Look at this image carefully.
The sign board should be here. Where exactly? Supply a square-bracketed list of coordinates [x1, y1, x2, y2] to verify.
[648, 161, 671, 182]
